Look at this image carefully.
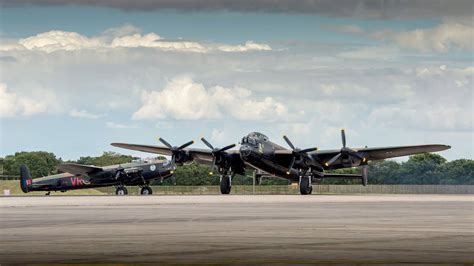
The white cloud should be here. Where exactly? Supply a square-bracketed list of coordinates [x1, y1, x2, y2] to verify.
[133, 76, 288, 121]
[69, 109, 102, 119]
[326, 24, 364, 34]
[371, 22, 473, 53]
[110, 33, 208, 53]
[18, 31, 102, 53]
[0, 28, 271, 54]
[328, 22, 473, 53]
[368, 105, 472, 131]
[0, 83, 57, 117]
[337, 46, 401, 60]
[106, 121, 137, 129]
[210, 128, 226, 143]
[217, 41, 272, 52]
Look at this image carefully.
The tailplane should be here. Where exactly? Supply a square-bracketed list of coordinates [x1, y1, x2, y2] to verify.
[20, 165, 32, 193]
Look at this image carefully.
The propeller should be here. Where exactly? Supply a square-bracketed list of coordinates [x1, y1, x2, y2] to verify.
[282, 135, 318, 174]
[324, 129, 365, 168]
[200, 137, 236, 175]
[157, 137, 194, 168]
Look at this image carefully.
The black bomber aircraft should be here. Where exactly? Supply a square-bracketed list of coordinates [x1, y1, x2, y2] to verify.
[112, 130, 450, 195]
[20, 159, 174, 195]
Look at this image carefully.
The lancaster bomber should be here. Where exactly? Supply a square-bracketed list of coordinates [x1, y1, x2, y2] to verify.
[112, 130, 450, 195]
[20, 160, 174, 195]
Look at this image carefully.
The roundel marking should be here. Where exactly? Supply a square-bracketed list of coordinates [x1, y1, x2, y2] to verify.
[150, 165, 157, 171]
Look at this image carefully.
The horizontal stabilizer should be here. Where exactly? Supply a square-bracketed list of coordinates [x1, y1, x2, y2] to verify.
[323, 173, 363, 179]
[58, 163, 103, 176]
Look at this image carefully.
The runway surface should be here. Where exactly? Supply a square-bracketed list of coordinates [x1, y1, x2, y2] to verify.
[1, 195, 473, 264]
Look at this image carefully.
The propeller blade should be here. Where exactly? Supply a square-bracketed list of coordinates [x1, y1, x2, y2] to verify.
[325, 153, 342, 167]
[218, 143, 236, 152]
[158, 137, 173, 149]
[171, 154, 176, 165]
[300, 147, 318, 153]
[209, 157, 216, 175]
[201, 137, 214, 150]
[341, 129, 346, 148]
[178, 140, 194, 150]
[286, 156, 296, 174]
[283, 135, 295, 150]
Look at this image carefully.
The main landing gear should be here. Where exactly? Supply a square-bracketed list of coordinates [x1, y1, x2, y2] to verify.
[219, 168, 234, 194]
[115, 186, 128, 195]
[140, 186, 153, 195]
[299, 170, 314, 195]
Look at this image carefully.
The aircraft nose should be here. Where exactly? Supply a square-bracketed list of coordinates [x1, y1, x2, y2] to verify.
[239, 144, 252, 158]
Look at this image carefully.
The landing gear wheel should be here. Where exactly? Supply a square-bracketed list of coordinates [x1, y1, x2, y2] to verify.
[299, 176, 313, 195]
[220, 175, 232, 194]
[116, 187, 128, 196]
[140, 186, 152, 195]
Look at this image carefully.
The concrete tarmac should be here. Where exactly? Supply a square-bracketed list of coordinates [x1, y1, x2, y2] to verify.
[1, 195, 473, 264]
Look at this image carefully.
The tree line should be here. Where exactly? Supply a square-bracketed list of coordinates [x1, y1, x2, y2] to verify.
[1, 151, 472, 185]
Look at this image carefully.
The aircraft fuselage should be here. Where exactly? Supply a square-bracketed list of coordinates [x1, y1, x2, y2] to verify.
[22, 161, 173, 192]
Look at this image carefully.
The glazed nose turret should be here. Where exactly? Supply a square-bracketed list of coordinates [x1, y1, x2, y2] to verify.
[239, 144, 252, 159]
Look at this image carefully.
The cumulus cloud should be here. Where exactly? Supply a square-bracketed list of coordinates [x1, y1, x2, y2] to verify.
[2, 0, 472, 19]
[337, 46, 401, 60]
[329, 22, 474, 53]
[69, 109, 102, 119]
[368, 66, 473, 131]
[0, 83, 57, 117]
[368, 105, 471, 131]
[218, 41, 272, 52]
[371, 23, 474, 53]
[18, 31, 102, 53]
[106, 121, 137, 129]
[0, 28, 271, 53]
[132, 76, 288, 121]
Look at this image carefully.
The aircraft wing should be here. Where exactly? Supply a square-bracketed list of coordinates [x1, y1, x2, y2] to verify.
[111, 143, 239, 165]
[357, 144, 451, 160]
[313, 144, 450, 162]
[58, 163, 103, 176]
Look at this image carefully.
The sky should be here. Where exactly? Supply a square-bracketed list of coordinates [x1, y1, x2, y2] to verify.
[0, 0, 473, 161]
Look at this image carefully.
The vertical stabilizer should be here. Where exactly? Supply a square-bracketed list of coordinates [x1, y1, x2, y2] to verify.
[20, 165, 32, 193]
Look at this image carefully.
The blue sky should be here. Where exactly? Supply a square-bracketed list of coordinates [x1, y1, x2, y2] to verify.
[0, 1, 472, 161]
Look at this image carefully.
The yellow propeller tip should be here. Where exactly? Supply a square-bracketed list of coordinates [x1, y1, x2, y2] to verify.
[209, 172, 213, 175]
[286, 171, 290, 175]
[324, 163, 329, 167]
[170, 170, 174, 174]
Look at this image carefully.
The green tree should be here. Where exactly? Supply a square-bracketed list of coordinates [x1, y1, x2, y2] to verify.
[73, 152, 137, 166]
[3, 151, 62, 178]
[438, 159, 474, 185]
[398, 153, 446, 184]
[368, 160, 402, 184]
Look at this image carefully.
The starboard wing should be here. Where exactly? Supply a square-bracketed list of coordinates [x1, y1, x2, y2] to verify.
[58, 163, 103, 176]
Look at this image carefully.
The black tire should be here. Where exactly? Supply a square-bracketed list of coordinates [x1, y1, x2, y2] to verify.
[140, 186, 153, 195]
[116, 187, 128, 196]
[220, 175, 232, 194]
[299, 176, 312, 195]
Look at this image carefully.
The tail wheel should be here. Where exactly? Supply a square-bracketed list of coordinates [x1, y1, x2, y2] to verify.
[140, 186, 153, 195]
[220, 175, 232, 194]
[299, 176, 312, 195]
[116, 187, 128, 196]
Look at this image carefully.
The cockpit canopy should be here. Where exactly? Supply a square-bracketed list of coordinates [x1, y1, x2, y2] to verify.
[241, 132, 269, 145]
